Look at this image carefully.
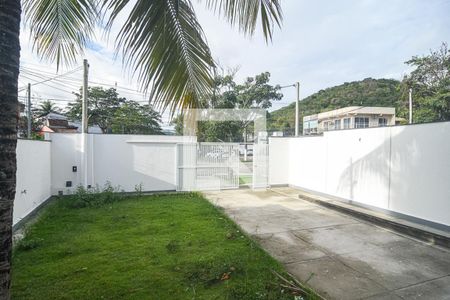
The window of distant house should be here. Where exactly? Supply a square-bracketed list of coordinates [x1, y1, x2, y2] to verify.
[355, 117, 369, 128]
[335, 119, 341, 130]
[343, 118, 351, 129]
[378, 118, 387, 127]
[323, 122, 329, 131]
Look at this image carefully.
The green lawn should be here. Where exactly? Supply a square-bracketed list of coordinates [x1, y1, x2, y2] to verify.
[12, 193, 317, 299]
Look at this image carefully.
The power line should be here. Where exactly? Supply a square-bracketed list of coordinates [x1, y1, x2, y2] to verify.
[20, 74, 77, 95]
[18, 66, 82, 91]
[20, 67, 80, 81]
[18, 96, 73, 103]
[20, 66, 75, 77]
[20, 73, 81, 94]
[21, 67, 82, 86]
[18, 95, 151, 105]
[19, 64, 152, 110]
[21, 64, 146, 95]
[22, 74, 146, 100]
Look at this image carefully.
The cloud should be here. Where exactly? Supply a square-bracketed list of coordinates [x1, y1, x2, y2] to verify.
[19, 0, 450, 117]
[193, 0, 450, 109]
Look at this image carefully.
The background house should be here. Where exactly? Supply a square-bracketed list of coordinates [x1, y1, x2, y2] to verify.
[39, 113, 103, 135]
[303, 106, 396, 135]
[39, 113, 78, 135]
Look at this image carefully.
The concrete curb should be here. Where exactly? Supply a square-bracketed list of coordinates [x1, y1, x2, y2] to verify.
[297, 191, 450, 249]
[13, 196, 55, 234]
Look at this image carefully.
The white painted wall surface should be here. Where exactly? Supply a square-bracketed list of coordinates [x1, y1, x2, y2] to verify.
[49, 134, 82, 194]
[48, 134, 196, 194]
[389, 123, 450, 226]
[324, 128, 391, 209]
[268, 138, 290, 185]
[270, 122, 450, 226]
[289, 137, 327, 192]
[92, 135, 181, 192]
[14, 140, 52, 225]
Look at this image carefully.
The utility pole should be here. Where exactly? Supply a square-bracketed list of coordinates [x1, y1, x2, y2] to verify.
[409, 88, 413, 124]
[82, 59, 89, 133]
[81, 59, 89, 188]
[27, 83, 31, 138]
[280, 82, 301, 136]
[295, 82, 300, 137]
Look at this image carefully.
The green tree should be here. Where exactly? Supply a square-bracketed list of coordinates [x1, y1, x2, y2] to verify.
[236, 72, 283, 109]
[16, 100, 59, 137]
[175, 71, 282, 142]
[32, 100, 60, 118]
[111, 101, 162, 135]
[29, 100, 62, 133]
[236, 72, 282, 143]
[399, 42, 450, 122]
[67, 87, 163, 134]
[268, 43, 450, 134]
[18, 115, 46, 139]
[268, 78, 402, 134]
[0, 0, 282, 295]
[66, 87, 125, 133]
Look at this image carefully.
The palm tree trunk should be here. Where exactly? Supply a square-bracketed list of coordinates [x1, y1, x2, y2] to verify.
[0, 0, 21, 298]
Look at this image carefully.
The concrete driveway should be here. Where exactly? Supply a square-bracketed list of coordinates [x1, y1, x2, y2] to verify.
[204, 187, 450, 300]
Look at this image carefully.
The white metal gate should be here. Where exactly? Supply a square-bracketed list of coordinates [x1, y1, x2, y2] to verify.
[252, 143, 269, 189]
[177, 143, 240, 191]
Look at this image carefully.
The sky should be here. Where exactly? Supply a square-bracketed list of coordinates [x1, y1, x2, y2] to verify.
[18, 0, 450, 125]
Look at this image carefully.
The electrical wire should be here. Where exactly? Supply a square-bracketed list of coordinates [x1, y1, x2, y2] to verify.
[21, 64, 146, 96]
[18, 66, 82, 91]
[20, 73, 82, 94]
[20, 74, 77, 95]
[22, 67, 148, 98]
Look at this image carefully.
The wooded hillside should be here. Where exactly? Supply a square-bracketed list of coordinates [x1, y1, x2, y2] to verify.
[268, 78, 402, 133]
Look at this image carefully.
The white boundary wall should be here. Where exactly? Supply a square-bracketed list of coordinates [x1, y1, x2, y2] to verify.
[14, 134, 195, 225]
[49, 134, 196, 194]
[269, 122, 450, 227]
[14, 140, 52, 225]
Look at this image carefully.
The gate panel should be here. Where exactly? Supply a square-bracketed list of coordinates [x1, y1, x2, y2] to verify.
[177, 143, 239, 191]
[253, 143, 269, 189]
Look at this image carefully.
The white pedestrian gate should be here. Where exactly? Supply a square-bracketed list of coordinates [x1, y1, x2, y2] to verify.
[252, 143, 269, 189]
[177, 143, 240, 191]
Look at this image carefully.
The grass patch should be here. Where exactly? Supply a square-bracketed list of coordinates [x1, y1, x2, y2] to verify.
[12, 192, 318, 299]
[239, 175, 253, 185]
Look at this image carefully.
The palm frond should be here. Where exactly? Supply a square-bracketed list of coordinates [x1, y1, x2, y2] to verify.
[104, 0, 215, 113]
[23, 0, 99, 69]
[202, 0, 283, 42]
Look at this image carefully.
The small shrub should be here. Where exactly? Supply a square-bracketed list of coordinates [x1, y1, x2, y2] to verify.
[67, 182, 125, 208]
[67, 186, 95, 208]
[98, 182, 121, 204]
[134, 183, 144, 197]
